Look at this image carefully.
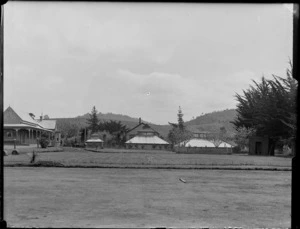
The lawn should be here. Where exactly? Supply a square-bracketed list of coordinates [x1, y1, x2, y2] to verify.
[4, 147, 291, 170]
[4, 167, 291, 228]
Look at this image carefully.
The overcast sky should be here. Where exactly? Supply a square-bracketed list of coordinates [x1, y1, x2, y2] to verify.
[4, 2, 293, 125]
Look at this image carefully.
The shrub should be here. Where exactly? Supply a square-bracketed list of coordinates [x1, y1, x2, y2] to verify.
[39, 137, 49, 148]
[63, 139, 72, 147]
[12, 149, 19, 155]
[232, 145, 241, 154]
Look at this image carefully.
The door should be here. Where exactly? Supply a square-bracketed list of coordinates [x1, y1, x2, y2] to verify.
[255, 142, 262, 155]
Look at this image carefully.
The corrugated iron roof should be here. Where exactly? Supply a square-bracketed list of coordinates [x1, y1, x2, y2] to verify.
[127, 122, 159, 135]
[4, 123, 45, 130]
[38, 120, 56, 130]
[178, 138, 216, 147]
[12, 107, 41, 126]
[217, 141, 233, 148]
[4, 107, 56, 131]
[137, 129, 156, 133]
[86, 139, 103, 143]
[126, 135, 169, 145]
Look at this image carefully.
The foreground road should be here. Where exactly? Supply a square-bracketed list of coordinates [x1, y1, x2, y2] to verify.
[4, 167, 291, 228]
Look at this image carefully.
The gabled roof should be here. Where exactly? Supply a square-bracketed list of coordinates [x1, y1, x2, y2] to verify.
[217, 141, 234, 148]
[86, 133, 103, 143]
[127, 122, 159, 136]
[86, 138, 103, 143]
[126, 135, 169, 145]
[37, 119, 56, 130]
[4, 106, 56, 132]
[4, 106, 42, 127]
[178, 138, 215, 147]
[137, 129, 156, 133]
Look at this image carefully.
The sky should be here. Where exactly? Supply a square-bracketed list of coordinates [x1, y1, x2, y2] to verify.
[3, 2, 293, 125]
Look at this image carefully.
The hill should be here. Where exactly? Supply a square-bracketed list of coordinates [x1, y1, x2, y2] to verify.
[53, 109, 237, 139]
[185, 109, 237, 134]
[76, 112, 140, 123]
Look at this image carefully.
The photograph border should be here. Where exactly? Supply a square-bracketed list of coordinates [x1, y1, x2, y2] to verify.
[0, 1, 299, 228]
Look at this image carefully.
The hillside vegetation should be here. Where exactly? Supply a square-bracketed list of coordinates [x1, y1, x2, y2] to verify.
[53, 109, 237, 139]
[185, 109, 237, 134]
[77, 112, 140, 123]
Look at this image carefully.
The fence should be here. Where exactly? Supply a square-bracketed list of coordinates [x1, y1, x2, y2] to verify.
[174, 146, 232, 154]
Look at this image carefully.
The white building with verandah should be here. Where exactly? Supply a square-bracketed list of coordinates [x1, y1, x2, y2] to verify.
[3, 106, 61, 146]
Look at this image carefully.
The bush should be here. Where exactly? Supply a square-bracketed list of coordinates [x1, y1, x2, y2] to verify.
[39, 137, 49, 148]
[232, 145, 241, 154]
[12, 149, 19, 155]
[63, 139, 73, 147]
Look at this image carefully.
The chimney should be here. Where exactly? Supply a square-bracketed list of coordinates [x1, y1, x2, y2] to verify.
[139, 117, 141, 124]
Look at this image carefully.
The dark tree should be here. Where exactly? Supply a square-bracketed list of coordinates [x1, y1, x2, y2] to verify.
[168, 106, 192, 146]
[232, 63, 297, 155]
[59, 122, 80, 139]
[102, 120, 128, 146]
[103, 120, 128, 134]
[43, 115, 50, 120]
[79, 127, 87, 143]
[86, 106, 100, 134]
[178, 106, 184, 130]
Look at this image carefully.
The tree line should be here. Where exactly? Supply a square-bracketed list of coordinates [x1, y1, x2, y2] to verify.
[232, 61, 297, 154]
[58, 62, 297, 153]
[83, 106, 129, 146]
[167, 61, 297, 155]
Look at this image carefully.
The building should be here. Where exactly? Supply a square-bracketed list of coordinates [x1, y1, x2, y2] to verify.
[177, 138, 216, 147]
[173, 126, 233, 154]
[126, 118, 161, 139]
[125, 119, 170, 150]
[249, 136, 271, 155]
[3, 106, 61, 146]
[217, 141, 234, 148]
[85, 133, 104, 149]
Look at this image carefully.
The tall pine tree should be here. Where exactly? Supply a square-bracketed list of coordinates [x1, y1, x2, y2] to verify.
[178, 106, 184, 130]
[168, 106, 192, 145]
[86, 106, 99, 134]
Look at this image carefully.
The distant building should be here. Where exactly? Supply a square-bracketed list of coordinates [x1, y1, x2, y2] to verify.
[173, 126, 233, 154]
[217, 141, 234, 148]
[126, 118, 160, 139]
[177, 138, 215, 147]
[3, 106, 61, 146]
[125, 118, 170, 150]
[85, 133, 104, 149]
[249, 136, 272, 156]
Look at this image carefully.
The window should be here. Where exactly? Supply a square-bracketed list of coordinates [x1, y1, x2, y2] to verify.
[6, 131, 12, 138]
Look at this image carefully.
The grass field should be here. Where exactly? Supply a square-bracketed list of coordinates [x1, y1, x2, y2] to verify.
[4, 147, 291, 170]
[4, 167, 291, 228]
